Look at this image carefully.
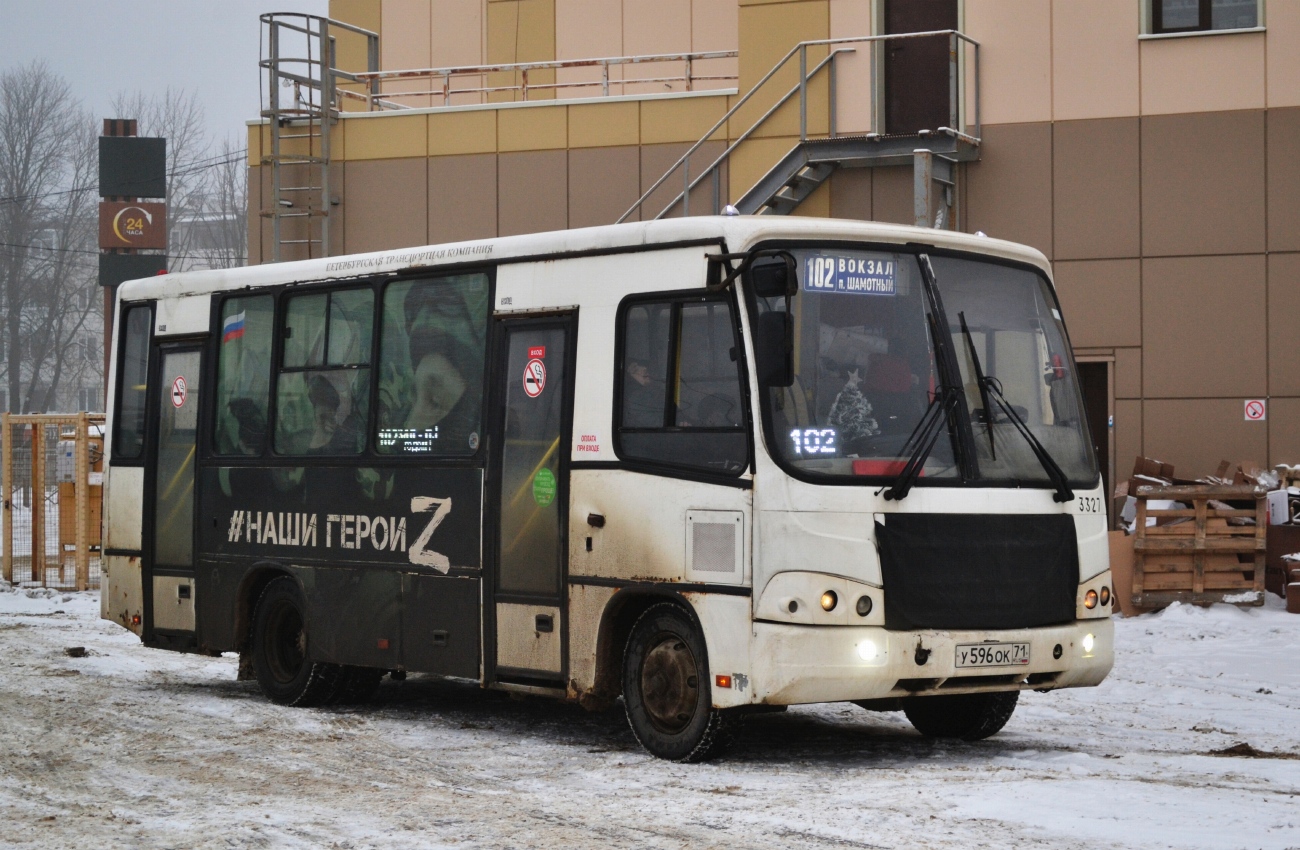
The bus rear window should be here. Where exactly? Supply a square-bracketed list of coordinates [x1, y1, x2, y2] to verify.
[114, 305, 151, 459]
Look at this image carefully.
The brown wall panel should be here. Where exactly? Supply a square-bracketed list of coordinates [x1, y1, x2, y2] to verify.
[429, 154, 498, 244]
[1141, 254, 1266, 399]
[965, 122, 1054, 259]
[568, 146, 641, 229]
[1268, 398, 1300, 466]
[829, 167, 871, 221]
[1054, 259, 1141, 349]
[1114, 347, 1141, 400]
[343, 158, 428, 253]
[499, 149, 568, 236]
[1053, 118, 1140, 260]
[870, 166, 913, 227]
[1114, 398, 1143, 483]
[1268, 108, 1300, 253]
[637, 141, 726, 220]
[1141, 110, 1266, 257]
[1143, 399, 1268, 479]
[1267, 252, 1300, 396]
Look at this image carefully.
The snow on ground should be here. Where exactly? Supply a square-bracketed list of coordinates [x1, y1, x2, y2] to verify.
[1, 585, 1297, 850]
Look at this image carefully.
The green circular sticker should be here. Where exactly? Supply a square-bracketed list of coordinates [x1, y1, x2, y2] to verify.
[532, 467, 557, 507]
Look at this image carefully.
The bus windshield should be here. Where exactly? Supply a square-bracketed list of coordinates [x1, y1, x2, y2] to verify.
[753, 246, 1097, 488]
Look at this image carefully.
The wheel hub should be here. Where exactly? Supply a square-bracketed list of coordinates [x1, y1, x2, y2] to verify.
[640, 634, 699, 734]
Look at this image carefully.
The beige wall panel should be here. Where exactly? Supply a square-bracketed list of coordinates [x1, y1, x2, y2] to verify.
[345, 114, 428, 160]
[1114, 347, 1141, 399]
[568, 146, 642, 228]
[735, 1, 829, 132]
[382, 0, 432, 71]
[1050, 0, 1139, 121]
[965, 122, 1054, 258]
[871, 165, 914, 226]
[1268, 398, 1300, 466]
[432, 0, 486, 67]
[1268, 253, 1300, 395]
[694, 0, 740, 51]
[499, 149, 568, 235]
[1141, 254, 1267, 398]
[331, 0, 382, 73]
[728, 136, 794, 203]
[498, 105, 569, 151]
[1143, 399, 1267, 478]
[829, 0, 874, 136]
[1141, 110, 1266, 257]
[247, 125, 264, 164]
[429, 153, 498, 243]
[829, 167, 871, 221]
[1054, 259, 1142, 349]
[640, 94, 731, 144]
[344, 157, 428, 253]
[1268, 107, 1300, 252]
[558, 0, 622, 57]
[1114, 398, 1143, 477]
[1053, 117, 1140, 260]
[1266, 1, 1300, 108]
[790, 178, 830, 217]
[1140, 32, 1265, 115]
[964, 0, 1052, 125]
[428, 110, 498, 156]
[569, 101, 640, 148]
[247, 166, 263, 265]
[487, 0, 557, 102]
[625, 0, 692, 91]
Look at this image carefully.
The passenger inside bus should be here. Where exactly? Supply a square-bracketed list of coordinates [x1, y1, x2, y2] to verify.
[623, 358, 663, 427]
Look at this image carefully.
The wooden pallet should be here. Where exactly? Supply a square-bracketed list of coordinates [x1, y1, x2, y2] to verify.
[1132, 484, 1266, 608]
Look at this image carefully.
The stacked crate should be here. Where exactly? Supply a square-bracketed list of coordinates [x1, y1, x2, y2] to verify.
[1131, 484, 1267, 609]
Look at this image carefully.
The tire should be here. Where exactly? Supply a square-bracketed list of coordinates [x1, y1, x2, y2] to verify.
[330, 666, 384, 705]
[250, 577, 342, 707]
[902, 691, 1019, 741]
[622, 603, 739, 762]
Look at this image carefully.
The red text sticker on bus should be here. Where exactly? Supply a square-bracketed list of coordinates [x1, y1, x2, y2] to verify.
[523, 358, 547, 398]
[1245, 399, 1267, 421]
[171, 375, 187, 408]
[528, 346, 546, 359]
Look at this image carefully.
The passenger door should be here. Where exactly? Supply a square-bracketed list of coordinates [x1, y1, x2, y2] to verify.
[144, 344, 203, 645]
[487, 315, 575, 686]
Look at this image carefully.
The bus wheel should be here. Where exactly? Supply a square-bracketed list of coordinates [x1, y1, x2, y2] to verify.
[250, 577, 342, 707]
[902, 691, 1019, 741]
[622, 603, 738, 762]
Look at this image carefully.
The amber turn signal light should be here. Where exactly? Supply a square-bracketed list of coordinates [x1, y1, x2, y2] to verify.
[1084, 589, 1098, 609]
[715, 674, 732, 689]
[1100, 586, 1111, 606]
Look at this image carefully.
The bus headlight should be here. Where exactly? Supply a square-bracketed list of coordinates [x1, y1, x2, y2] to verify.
[1084, 589, 1098, 609]
[1082, 633, 1095, 654]
[821, 590, 838, 612]
[856, 640, 878, 662]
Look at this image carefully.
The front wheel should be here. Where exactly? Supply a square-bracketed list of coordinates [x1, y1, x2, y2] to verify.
[250, 576, 342, 707]
[622, 603, 739, 762]
[903, 691, 1019, 741]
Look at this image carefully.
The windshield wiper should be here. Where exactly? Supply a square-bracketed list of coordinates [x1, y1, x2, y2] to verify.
[958, 311, 996, 461]
[883, 385, 962, 501]
[979, 376, 1075, 503]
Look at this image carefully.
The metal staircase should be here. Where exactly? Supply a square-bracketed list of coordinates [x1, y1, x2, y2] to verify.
[259, 14, 379, 262]
[619, 30, 982, 230]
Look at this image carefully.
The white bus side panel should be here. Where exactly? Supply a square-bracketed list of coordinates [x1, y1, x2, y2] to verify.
[101, 465, 145, 634]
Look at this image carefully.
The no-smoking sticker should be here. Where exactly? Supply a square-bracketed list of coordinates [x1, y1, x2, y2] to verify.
[1244, 399, 1267, 421]
[171, 375, 188, 408]
[523, 358, 546, 398]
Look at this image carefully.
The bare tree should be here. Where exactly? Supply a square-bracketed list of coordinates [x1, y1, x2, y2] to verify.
[202, 135, 249, 270]
[0, 61, 99, 413]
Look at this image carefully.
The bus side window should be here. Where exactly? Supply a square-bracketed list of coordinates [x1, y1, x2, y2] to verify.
[617, 295, 748, 476]
[375, 274, 489, 456]
[113, 304, 152, 460]
[214, 295, 274, 455]
[274, 288, 374, 455]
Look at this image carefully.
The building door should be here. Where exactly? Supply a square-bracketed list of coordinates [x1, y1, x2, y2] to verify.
[1078, 361, 1112, 521]
[145, 345, 202, 642]
[488, 315, 574, 685]
[884, 0, 959, 136]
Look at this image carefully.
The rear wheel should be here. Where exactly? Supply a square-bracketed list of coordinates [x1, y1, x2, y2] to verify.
[250, 577, 342, 707]
[903, 691, 1019, 741]
[622, 603, 739, 762]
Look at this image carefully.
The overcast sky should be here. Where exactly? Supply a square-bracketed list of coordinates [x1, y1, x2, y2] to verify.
[0, 0, 329, 144]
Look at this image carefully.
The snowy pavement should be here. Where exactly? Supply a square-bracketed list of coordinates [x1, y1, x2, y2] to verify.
[1, 586, 1297, 850]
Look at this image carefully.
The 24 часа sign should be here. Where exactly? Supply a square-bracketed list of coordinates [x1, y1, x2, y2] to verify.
[198, 466, 482, 573]
[804, 254, 897, 296]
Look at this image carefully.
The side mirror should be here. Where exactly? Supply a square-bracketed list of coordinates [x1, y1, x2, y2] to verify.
[754, 311, 794, 387]
[749, 255, 797, 298]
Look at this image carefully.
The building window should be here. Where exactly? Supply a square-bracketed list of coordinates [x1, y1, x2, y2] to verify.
[1151, 0, 1259, 34]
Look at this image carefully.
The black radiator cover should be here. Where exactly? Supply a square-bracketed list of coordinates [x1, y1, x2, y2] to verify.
[875, 513, 1078, 631]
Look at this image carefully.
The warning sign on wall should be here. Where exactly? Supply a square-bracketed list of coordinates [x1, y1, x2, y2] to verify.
[1244, 399, 1267, 421]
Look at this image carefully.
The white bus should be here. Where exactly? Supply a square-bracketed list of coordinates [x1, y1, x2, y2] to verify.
[101, 216, 1113, 761]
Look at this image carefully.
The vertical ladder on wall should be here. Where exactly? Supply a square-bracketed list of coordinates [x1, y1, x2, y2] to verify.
[259, 14, 378, 262]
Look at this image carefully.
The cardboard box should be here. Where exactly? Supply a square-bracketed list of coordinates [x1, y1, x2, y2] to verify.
[1108, 530, 1154, 616]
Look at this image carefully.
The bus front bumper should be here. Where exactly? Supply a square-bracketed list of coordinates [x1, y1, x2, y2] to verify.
[748, 618, 1113, 706]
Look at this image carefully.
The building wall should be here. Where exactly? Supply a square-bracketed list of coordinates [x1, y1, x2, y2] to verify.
[250, 0, 1299, 478]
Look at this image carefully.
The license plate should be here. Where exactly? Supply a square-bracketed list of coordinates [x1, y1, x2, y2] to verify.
[955, 642, 1030, 668]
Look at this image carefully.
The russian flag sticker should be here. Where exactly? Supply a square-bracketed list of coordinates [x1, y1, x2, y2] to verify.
[222, 311, 246, 343]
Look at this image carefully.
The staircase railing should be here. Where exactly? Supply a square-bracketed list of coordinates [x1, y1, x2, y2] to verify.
[617, 30, 980, 223]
